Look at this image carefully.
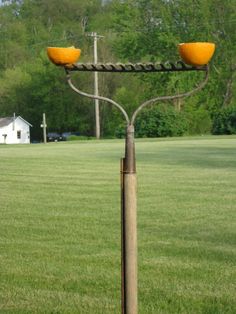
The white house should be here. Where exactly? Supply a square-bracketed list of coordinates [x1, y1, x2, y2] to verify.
[0, 115, 32, 144]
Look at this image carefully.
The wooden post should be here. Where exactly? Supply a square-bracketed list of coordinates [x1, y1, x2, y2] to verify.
[121, 158, 125, 314]
[40, 113, 47, 144]
[121, 124, 138, 314]
[123, 172, 137, 314]
[86, 32, 105, 139]
[43, 113, 47, 144]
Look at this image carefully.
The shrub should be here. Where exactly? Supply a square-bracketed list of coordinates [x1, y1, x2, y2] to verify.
[135, 104, 188, 138]
[212, 105, 236, 135]
[114, 123, 126, 138]
[67, 135, 96, 141]
[186, 107, 212, 135]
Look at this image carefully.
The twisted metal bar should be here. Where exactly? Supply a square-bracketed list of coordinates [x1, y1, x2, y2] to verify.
[131, 66, 209, 124]
[66, 61, 207, 73]
[65, 70, 130, 124]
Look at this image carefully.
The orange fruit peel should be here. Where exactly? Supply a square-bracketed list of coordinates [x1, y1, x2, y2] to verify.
[47, 46, 81, 66]
[178, 42, 215, 66]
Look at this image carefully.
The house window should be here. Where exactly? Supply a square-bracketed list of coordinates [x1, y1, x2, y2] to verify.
[17, 130, 21, 139]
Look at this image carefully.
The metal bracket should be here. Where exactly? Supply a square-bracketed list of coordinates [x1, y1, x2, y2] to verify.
[65, 63, 209, 125]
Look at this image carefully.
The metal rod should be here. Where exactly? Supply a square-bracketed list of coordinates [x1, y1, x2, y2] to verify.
[124, 125, 136, 173]
[65, 70, 130, 124]
[131, 66, 209, 124]
[66, 61, 207, 73]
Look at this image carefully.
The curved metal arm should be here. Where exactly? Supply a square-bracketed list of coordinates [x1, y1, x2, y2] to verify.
[66, 66, 209, 127]
[65, 70, 130, 125]
[130, 66, 209, 125]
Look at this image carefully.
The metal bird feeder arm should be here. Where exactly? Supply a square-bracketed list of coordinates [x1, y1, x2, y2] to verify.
[64, 61, 209, 314]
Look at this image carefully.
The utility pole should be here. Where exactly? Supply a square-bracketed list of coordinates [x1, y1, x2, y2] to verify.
[87, 32, 104, 139]
[40, 113, 47, 144]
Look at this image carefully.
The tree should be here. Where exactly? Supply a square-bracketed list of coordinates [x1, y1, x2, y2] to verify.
[0, 0, 235, 139]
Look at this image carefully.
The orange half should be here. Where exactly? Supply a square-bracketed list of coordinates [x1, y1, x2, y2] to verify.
[178, 42, 215, 66]
[47, 47, 81, 66]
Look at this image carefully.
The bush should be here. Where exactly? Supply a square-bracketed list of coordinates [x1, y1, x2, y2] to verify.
[186, 107, 212, 135]
[135, 104, 188, 138]
[67, 135, 96, 141]
[114, 123, 126, 138]
[212, 106, 236, 135]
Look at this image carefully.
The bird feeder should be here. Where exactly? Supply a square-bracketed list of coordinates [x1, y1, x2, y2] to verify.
[47, 42, 215, 314]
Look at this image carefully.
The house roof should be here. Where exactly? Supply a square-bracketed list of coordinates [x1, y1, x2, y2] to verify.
[0, 117, 13, 128]
[0, 116, 32, 128]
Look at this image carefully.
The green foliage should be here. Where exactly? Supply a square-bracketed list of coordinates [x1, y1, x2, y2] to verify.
[0, 0, 235, 139]
[185, 106, 213, 135]
[212, 105, 236, 134]
[67, 135, 96, 141]
[108, 0, 236, 136]
[135, 104, 188, 137]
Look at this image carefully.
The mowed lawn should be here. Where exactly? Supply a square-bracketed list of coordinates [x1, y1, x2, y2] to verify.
[0, 136, 236, 313]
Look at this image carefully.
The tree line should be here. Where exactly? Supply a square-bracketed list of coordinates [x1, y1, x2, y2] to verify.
[0, 0, 235, 140]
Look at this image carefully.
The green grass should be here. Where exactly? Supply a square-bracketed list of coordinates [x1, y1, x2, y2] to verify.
[0, 135, 236, 313]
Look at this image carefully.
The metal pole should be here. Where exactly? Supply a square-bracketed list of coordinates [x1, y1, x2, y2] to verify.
[93, 33, 100, 139]
[42, 113, 47, 144]
[122, 124, 137, 314]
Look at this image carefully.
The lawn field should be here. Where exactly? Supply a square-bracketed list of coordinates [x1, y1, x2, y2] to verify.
[0, 136, 236, 313]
